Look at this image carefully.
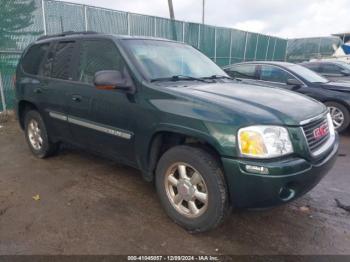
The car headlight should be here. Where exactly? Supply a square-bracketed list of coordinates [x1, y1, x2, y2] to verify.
[238, 126, 293, 158]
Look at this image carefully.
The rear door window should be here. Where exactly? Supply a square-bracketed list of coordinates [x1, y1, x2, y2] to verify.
[304, 63, 321, 73]
[21, 43, 50, 75]
[260, 65, 294, 84]
[226, 64, 257, 79]
[78, 40, 125, 84]
[51, 41, 77, 80]
[320, 63, 343, 75]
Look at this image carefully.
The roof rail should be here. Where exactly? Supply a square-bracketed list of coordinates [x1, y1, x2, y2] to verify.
[37, 31, 99, 41]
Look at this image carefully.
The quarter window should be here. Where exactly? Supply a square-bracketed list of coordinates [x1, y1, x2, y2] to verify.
[78, 40, 125, 84]
[21, 44, 50, 75]
[226, 64, 257, 79]
[260, 65, 293, 84]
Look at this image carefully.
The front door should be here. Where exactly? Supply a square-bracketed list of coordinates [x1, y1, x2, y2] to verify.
[67, 39, 136, 164]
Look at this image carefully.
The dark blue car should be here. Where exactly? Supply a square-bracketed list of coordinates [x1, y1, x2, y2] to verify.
[224, 62, 350, 132]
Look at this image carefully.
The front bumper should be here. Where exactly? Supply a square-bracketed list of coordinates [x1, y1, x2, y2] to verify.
[222, 134, 339, 208]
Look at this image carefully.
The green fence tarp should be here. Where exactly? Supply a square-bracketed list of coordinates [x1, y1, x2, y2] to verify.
[0, 0, 288, 110]
[286, 37, 342, 63]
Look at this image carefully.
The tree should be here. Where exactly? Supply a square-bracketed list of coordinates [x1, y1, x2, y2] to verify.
[0, 0, 42, 110]
[0, 0, 42, 51]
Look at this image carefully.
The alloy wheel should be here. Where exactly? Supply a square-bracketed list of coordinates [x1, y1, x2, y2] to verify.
[27, 119, 43, 150]
[328, 106, 345, 130]
[164, 162, 208, 218]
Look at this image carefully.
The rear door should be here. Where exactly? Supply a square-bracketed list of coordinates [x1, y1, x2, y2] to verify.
[19, 42, 51, 114]
[42, 40, 79, 142]
[67, 38, 136, 164]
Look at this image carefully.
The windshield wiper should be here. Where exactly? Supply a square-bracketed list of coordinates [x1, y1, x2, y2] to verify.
[150, 75, 212, 83]
[201, 75, 233, 80]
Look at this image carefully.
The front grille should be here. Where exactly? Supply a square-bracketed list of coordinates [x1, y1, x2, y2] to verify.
[302, 116, 330, 154]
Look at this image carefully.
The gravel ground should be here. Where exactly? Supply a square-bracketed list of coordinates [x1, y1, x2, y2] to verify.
[0, 118, 349, 255]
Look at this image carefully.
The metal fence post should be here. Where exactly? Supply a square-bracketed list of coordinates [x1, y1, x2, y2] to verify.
[254, 34, 259, 61]
[229, 30, 233, 65]
[272, 39, 277, 61]
[318, 37, 322, 57]
[182, 22, 185, 43]
[41, 0, 47, 35]
[284, 40, 289, 62]
[127, 13, 131, 35]
[214, 27, 217, 62]
[84, 5, 88, 31]
[154, 17, 157, 37]
[198, 24, 201, 49]
[0, 72, 7, 112]
[243, 32, 248, 61]
[265, 36, 270, 60]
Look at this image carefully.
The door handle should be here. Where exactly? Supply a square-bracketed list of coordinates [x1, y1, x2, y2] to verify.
[72, 95, 82, 102]
[34, 88, 43, 94]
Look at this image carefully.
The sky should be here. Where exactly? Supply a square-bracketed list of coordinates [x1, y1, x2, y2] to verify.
[63, 0, 350, 39]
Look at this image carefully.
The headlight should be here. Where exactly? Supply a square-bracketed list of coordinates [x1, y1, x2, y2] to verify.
[238, 126, 293, 158]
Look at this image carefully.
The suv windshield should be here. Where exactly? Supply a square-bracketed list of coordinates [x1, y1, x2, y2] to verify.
[288, 64, 329, 83]
[123, 39, 226, 81]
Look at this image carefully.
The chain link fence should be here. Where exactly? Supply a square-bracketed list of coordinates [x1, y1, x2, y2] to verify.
[0, 0, 288, 112]
[286, 37, 343, 63]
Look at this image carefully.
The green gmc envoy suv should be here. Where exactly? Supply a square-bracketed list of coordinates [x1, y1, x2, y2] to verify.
[15, 32, 339, 232]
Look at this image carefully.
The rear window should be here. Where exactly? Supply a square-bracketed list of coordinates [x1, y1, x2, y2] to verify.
[321, 63, 342, 74]
[260, 65, 292, 83]
[303, 63, 321, 72]
[225, 64, 257, 79]
[21, 43, 50, 75]
[51, 41, 77, 80]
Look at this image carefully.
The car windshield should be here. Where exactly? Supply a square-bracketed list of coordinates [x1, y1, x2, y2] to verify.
[288, 64, 329, 83]
[123, 39, 227, 81]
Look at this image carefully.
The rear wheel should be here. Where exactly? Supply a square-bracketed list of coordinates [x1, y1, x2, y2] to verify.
[325, 101, 350, 133]
[155, 145, 230, 233]
[24, 110, 59, 158]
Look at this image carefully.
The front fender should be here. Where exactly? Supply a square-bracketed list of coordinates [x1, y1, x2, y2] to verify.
[136, 122, 227, 180]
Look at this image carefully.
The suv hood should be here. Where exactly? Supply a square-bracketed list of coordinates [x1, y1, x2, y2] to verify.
[165, 82, 326, 126]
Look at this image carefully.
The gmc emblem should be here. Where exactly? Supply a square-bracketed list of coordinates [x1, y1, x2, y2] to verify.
[313, 124, 329, 140]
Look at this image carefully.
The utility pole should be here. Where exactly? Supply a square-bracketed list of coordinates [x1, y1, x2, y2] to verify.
[202, 0, 205, 24]
[168, 0, 175, 20]
[167, 0, 177, 40]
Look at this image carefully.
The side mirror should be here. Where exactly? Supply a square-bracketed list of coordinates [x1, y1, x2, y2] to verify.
[94, 70, 131, 91]
[286, 78, 302, 89]
[341, 70, 350, 76]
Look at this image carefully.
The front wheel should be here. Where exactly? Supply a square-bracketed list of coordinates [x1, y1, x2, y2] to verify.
[325, 102, 350, 133]
[155, 145, 230, 233]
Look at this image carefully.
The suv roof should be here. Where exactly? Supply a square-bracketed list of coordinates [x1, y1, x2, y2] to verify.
[35, 31, 179, 45]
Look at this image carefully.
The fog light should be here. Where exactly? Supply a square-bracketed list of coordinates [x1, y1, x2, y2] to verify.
[245, 165, 269, 175]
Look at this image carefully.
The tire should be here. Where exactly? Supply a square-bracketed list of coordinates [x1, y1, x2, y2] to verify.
[24, 110, 59, 158]
[155, 145, 230, 233]
[325, 101, 350, 133]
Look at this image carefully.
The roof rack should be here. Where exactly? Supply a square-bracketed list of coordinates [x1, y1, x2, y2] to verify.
[37, 31, 99, 41]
